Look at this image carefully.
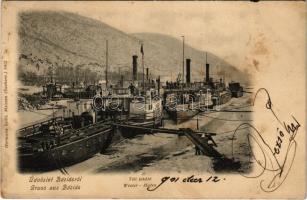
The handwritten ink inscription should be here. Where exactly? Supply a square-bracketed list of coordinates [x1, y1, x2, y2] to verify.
[125, 175, 224, 191]
[233, 88, 301, 192]
[143, 88, 301, 193]
[147, 175, 224, 191]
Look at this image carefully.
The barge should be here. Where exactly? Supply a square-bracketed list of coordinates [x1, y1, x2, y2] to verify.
[18, 117, 113, 170]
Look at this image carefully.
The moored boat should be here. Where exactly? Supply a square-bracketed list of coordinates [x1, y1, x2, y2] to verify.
[228, 81, 243, 98]
[18, 117, 114, 170]
[212, 90, 232, 106]
[118, 89, 163, 137]
[165, 92, 201, 124]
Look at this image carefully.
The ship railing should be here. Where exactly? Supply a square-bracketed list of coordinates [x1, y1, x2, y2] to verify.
[18, 117, 64, 137]
[47, 119, 113, 145]
[58, 120, 112, 144]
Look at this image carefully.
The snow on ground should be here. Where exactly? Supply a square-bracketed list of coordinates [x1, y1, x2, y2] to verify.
[18, 93, 253, 174]
[64, 94, 253, 174]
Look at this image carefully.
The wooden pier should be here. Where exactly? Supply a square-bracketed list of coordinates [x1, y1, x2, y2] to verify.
[112, 123, 223, 158]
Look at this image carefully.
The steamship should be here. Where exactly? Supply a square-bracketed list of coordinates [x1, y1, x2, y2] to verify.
[165, 90, 213, 123]
[229, 81, 243, 98]
[210, 78, 232, 106]
[120, 54, 163, 137]
[97, 52, 163, 137]
[164, 57, 215, 123]
[118, 88, 163, 137]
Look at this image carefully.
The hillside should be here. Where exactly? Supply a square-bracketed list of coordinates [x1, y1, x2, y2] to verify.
[132, 33, 249, 83]
[18, 11, 250, 85]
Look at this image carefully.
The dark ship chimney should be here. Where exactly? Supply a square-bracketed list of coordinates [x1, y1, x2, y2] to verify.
[146, 68, 149, 81]
[132, 55, 138, 81]
[120, 75, 124, 87]
[186, 58, 191, 84]
[206, 63, 210, 83]
[157, 76, 161, 94]
[205, 53, 209, 83]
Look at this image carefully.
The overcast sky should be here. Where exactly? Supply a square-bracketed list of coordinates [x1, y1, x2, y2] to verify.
[71, 1, 305, 75]
[8, 1, 306, 75]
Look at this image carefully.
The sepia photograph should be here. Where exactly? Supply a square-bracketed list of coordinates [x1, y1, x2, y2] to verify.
[17, 10, 253, 174]
[1, 1, 306, 198]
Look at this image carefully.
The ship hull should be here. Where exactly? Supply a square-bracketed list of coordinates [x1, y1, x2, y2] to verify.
[118, 119, 162, 138]
[18, 128, 113, 170]
[166, 108, 199, 124]
[231, 91, 243, 98]
[212, 92, 232, 106]
[199, 103, 214, 111]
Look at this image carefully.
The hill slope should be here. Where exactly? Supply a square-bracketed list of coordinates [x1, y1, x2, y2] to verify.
[18, 11, 250, 85]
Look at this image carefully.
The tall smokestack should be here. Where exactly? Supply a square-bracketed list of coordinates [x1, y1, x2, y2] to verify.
[157, 76, 161, 94]
[205, 53, 209, 83]
[120, 75, 124, 87]
[186, 58, 191, 84]
[132, 55, 138, 81]
[206, 63, 209, 83]
[146, 68, 149, 81]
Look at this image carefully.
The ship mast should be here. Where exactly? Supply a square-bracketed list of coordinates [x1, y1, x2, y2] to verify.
[141, 43, 145, 93]
[105, 40, 109, 88]
[51, 64, 53, 83]
[181, 36, 185, 84]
